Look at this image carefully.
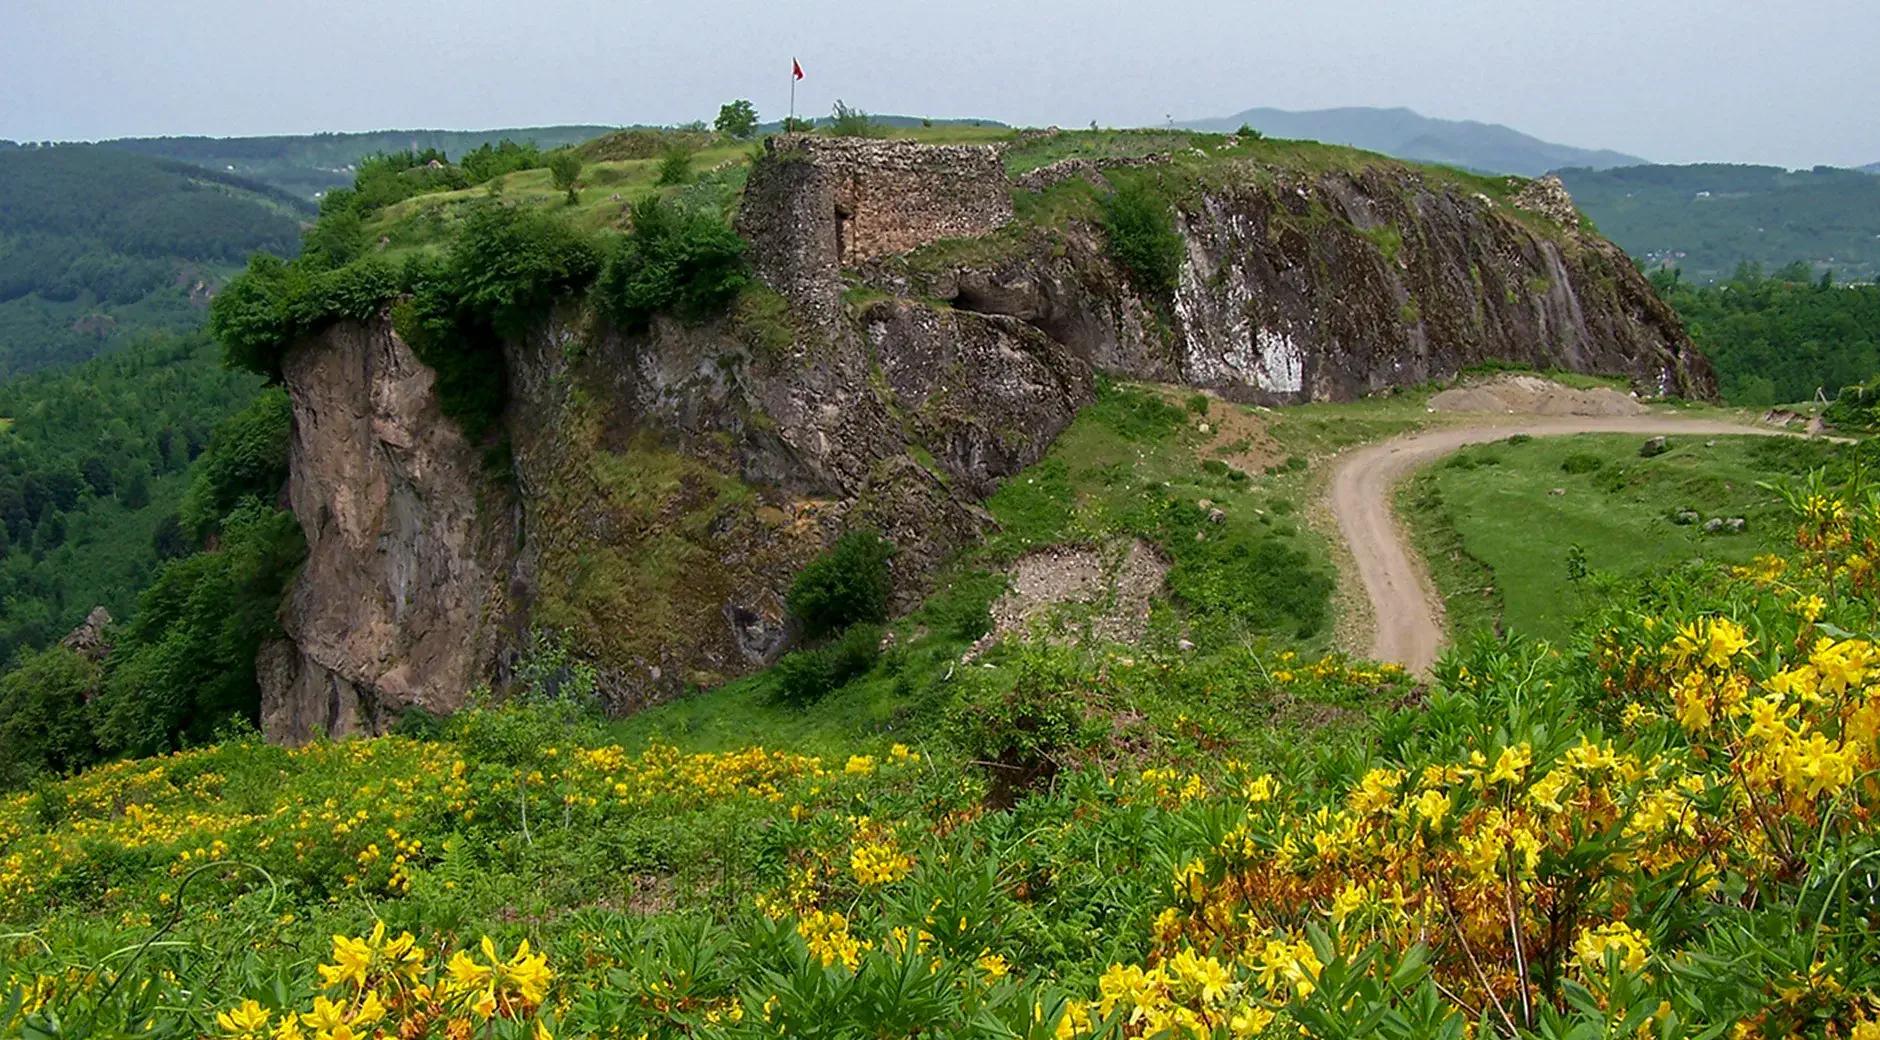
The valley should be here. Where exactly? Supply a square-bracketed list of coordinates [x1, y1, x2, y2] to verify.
[2, 94, 1878, 1040]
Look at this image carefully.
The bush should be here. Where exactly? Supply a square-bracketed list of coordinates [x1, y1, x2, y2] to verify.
[548, 151, 583, 204]
[772, 624, 882, 707]
[1561, 452, 1605, 475]
[459, 139, 544, 184]
[211, 253, 402, 379]
[394, 203, 602, 438]
[827, 100, 884, 138]
[1100, 177, 1185, 296]
[787, 530, 895, 641]
[655, 147, 694, 187]
[0, 645, 101, 787]
[597, 197, 749, 331]
[946, 641, 1099, 805]
[178, 388, 292, 540]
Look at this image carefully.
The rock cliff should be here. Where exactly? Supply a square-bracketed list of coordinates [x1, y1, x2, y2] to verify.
[260, 135, 1710, 741]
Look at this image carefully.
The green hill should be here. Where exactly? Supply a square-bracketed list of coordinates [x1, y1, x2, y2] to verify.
[0, 331, 266, 661]
[102, 126, 619, 199]
[1179, 105, 1645, 175]
[0, 145, 310, 379]
[1557, 163, 1880, 283]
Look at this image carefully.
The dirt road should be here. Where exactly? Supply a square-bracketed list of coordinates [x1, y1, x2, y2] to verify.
[1330, 415, 1801, 675]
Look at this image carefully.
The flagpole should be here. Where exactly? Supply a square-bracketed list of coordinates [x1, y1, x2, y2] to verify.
[789, 58, 796, 129]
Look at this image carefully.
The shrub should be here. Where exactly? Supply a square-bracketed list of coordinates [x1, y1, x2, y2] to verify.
[946, 641, 1099, 805]
[178, 388, 292, 541]
[772, 624, 882, 707]
[548, 151, 583, 204]
[655, 147, 695, 187]
[0, 645, 101, 787]
[211, 253, 401, 380]
[827, 100, 884, 138]
[1100, 177, 1185, 296]
[459, 139, 544, 184]
[1561, 452, 1605, 475]
[787, 530, 895, 641]
[597, 197, 749, 331]
[442, 203, 602, 334]
[1185, 393, 1210, 415]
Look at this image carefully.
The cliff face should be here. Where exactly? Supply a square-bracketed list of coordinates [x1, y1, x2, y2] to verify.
[260, 138, 1709, 742]
[260, 320, 516, 743]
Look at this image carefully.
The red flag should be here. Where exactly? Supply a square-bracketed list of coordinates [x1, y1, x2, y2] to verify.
[792, 58, 804, 81]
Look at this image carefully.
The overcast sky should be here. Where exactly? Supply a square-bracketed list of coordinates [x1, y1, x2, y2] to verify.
[3, 0, 1875, 168]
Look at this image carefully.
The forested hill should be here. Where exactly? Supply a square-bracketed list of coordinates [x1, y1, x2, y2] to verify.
[0, 330, 267, 662]
[1557, 163, 1880, 283]
[0, 145, 310, 379]
[101, 125, 617, 198]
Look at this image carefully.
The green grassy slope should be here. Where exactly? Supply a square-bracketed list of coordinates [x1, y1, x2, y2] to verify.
[1399, 431, 1844, 644]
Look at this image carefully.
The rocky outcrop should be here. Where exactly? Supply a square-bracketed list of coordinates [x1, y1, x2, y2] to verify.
[60, 607, 113, 663]
[261, 320, 518, 743]
[261, 138, 1711, 741]
[873, 163, 1707, 401]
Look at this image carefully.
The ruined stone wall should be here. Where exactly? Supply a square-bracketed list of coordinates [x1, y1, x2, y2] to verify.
[739, 135, 1013, 310]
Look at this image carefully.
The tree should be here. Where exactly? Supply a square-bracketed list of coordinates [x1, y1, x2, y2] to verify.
[0, 645, 102, 785]
[715, 100, 759, 139]
[786, 530, 895, 640]
[548, 151, 583, 205]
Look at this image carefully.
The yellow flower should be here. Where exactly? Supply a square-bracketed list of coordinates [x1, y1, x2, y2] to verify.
[216, 999, 271, 1037]
[1575, 921, 1650, 976]
[1488, 743, 1532, 785]
[445, 949, 492, 995]
[850, 840, 914, 886]
[1328, 881, 1366, 926]
[1413, 789, 1451, 829]
[977, 951, 1009, 981]
[1231, 1005, 1276, 1037]
[1172, 858, 1208, 902]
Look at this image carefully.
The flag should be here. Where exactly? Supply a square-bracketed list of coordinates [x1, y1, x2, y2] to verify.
[793, 58, 804, 81]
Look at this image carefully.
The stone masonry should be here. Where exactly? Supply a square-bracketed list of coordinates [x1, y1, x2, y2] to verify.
[738, 135, 1013, 316]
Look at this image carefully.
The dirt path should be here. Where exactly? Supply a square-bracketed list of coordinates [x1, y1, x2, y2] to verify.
[1330, 415, 1803, 675]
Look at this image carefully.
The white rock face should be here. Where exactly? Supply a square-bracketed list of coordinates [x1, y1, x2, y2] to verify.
[1252, 328, 1304, 394]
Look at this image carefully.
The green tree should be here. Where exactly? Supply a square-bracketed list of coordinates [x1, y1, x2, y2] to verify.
[786, 530, 895, 640]
[714, 100, 759, 139]
[0, 644, 101, 785]
[1100, 178, 1185, 296]
[548, 151, 583, 205]
[596, 197, 748, 331]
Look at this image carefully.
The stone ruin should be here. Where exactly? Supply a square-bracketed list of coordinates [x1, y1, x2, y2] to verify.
[737, 135, 1014, 313]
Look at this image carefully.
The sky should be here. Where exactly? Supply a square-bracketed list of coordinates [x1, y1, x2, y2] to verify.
[3, 0, 1876, 169]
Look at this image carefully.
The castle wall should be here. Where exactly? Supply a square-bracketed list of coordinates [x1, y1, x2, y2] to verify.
[738, 135, 1013, 308]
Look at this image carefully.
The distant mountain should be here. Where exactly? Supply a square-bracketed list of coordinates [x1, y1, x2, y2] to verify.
[1558, 163, 1880, 283]
[1179, 106, 1644, 176]
[102, 126, 618, 199]
[0, 145, 310, 379]
[1862, 162, 1880, 174]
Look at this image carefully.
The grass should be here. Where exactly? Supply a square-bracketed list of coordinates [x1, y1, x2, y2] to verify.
[354, 122, 1552, 265]
[1398, 432, 1841, 644]
[599, 381, 1366, 757]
